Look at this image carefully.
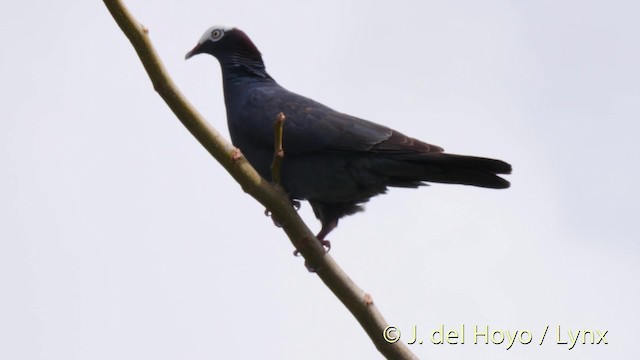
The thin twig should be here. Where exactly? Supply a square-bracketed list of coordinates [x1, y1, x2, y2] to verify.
[271, 112, 286, 185]
[102, 1, 419, 358]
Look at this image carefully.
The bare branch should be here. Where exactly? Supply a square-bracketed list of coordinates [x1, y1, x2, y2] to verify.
[271, 112, 286, 186]
[102, 1, 419, 358]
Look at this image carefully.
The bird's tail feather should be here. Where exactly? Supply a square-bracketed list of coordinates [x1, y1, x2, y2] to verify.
[378, 153, 512, 189]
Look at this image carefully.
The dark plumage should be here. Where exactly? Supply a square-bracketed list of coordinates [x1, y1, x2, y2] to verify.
[186, 26, 511, 244]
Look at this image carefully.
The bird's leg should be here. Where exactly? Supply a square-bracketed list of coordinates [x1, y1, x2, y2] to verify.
[292, 220, 335, 257]
[293, 219, 336, 256]
[315, 220, 336, 252]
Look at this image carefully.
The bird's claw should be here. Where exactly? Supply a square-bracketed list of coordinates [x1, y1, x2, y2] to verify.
[265, 199, 298, 220]
[264, 208, 283, 227]
[292, 238, 330, 257]
[304, 261, 319, 273]
[320, 239, 331, 252]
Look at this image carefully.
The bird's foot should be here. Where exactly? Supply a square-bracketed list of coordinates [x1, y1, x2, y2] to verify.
[264, 200, 299, 227]
[264, 199, 300, 228]
[264, 209, 282, 227]
[319, 239, 331, 252]
[304, 261, 319, 273]
[292, 238, 330, 256]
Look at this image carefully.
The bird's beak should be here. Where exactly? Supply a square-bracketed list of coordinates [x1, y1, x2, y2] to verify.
[185, 44, 202, 60]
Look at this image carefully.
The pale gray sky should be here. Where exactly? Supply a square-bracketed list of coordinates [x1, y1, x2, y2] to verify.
[1, 1, 638, 359]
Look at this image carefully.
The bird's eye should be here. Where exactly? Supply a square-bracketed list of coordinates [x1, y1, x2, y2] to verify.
[211, 29, 223, 41]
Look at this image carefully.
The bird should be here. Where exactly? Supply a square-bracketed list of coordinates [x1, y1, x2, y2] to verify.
[186, 26, 511, 248]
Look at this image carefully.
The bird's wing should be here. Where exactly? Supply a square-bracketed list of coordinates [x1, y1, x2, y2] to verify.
[237, 86, 444, 155]
[293, 109, 444, 154]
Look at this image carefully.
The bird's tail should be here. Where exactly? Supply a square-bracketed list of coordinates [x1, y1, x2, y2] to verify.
[379, 153, 512, 189]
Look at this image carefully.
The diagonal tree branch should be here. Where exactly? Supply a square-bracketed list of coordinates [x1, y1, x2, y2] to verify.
[102, 1, 419, 358]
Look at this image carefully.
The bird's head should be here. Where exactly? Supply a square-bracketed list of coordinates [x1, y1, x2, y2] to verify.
[185, 26, 262, 61]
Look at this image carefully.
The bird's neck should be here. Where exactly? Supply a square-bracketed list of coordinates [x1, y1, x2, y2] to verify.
[218, 53, 273, 86]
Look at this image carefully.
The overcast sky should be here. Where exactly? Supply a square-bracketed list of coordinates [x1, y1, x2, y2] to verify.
[1, 1, 638, 359]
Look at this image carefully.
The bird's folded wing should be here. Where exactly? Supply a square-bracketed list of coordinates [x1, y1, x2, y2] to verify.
[238, 88, 443, 155]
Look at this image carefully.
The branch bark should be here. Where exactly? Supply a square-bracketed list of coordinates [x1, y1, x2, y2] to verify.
[271, 112, 286, 186]
[102, 1, 419, 359]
